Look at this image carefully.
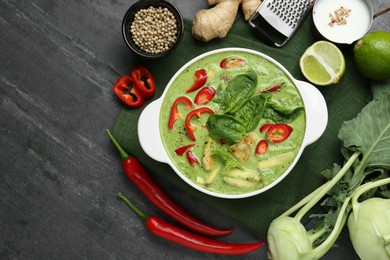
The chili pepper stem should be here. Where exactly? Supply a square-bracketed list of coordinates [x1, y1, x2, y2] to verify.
[118, 192, 149, 222]
[106, 129, 130, 160]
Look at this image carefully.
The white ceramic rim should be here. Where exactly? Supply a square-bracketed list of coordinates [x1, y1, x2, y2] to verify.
[138, 47, 328, 199]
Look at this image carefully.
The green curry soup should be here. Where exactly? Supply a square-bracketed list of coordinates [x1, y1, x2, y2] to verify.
[160, 51, 306, 195]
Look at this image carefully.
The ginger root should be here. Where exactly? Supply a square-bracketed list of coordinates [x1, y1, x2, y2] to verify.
[242, 0, 261, 20]
[192, 0, 261, 42]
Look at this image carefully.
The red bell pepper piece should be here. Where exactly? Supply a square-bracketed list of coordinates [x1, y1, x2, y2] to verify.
[186, 69, 207, 93]
[220, 57, 247, 69]
[168, 96, 193, 130]
[186, 151, 200, 166]
[255, 140, 268, 155]
[185, 107, 214, 141]
[131, 65, 156, 99]
[175, 144, 195, 156]
[113, 75, 145, 108]
[266, 124, 293, 143]
[261, 84, 281, 93]
[194, 86, 216, 105]
[259, 123, 275, 133]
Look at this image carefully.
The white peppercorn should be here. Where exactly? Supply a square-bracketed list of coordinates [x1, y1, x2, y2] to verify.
[130, 6, 178, 54]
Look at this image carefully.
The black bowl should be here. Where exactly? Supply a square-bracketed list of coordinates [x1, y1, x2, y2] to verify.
[122, 0, 184, 59]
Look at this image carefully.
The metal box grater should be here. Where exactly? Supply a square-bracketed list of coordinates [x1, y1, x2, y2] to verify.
[248, 0, 315, 47]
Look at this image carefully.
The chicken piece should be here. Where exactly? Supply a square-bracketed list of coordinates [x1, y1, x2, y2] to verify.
[229, 133, 256, 161]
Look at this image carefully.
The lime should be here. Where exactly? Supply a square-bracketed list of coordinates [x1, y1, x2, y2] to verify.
[353, 31, 390, 81]
[299, 41, 345, 86]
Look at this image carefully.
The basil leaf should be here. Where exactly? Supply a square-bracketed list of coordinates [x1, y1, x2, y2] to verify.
[211, 148, 243, 169]
[214, 69, 258, 114]
[235, 94, 268, 132]
[267, 88, 304, 115]
[206, 114, 246, 143]
[262, 105, 303, 123]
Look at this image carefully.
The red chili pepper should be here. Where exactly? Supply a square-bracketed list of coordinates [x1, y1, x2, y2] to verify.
[266, 124, 293, 143]
[194, 87, 216, 105]
[118, 192, 265, 254]
[261, 84, 281, 93]
[186, 69, 207, 93]
[113, 75, 145, 108]
[106, 130, 232, 237]
[131, 65, 156, 99]
[220, 57, 247, 69]
[175, 144, 195, 156]
[185, 107, 214, 141]
[259, 123, 274, 133]
[186, 151, 200, 166]
[168, 96, 193, 130]
[255, 140, 268, 155]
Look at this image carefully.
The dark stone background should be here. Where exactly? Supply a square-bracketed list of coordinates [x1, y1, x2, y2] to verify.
[1, 0, 388, 259]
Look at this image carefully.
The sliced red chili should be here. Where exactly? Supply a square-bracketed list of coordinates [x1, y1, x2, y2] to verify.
[259, 123, 274, 133]
[220, 56, 247, 69]
[131, 65, 156, 99]
[194, 86, 216, 105]
[261, 84, 281, 93]
[186, 69, 207, 93]
[186, 151, 200, 166]
[168, 96, 193, 130]
[266, 124, 293, 143]
[113, 75, 145, 108]
[255, 140, 268, 155]
[107, 130, 233, 237]
[185, 107, 214, 141]
[175, 144, 195, 156]
[118, 193, 265, 255]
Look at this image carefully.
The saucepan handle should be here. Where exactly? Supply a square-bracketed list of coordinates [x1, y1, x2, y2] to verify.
[296, 80, 328, 146]
[138, 99, 170, 163]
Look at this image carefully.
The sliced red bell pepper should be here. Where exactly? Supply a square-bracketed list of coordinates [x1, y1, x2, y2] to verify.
[186, 69, 207, 93]
[255, 140, 268, 155]
[113, 75, 145, 108]
[185, 107, 214, 141]
[220, 57, 247, 69]
[266, 124, 293, 143]
[194, 87, 216, 105]
[186, 151, 200, 166]
[175, 144, 195, 156]
[168, 96, 193, 130]
[131, 65, 156, 99]
[259, 123, 275, 133]
[261, 84, 281, 93]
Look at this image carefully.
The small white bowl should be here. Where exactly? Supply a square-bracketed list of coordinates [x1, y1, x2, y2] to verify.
[138, 48, 328, 199]
[312, 0, 373, 44]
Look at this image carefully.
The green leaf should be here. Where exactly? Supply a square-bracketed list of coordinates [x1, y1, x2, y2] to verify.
[267, 88, 304, 115]
[211, 148, 243, 169]
[234, 94, 268, 132]
[206, 114, 246, 143]
[338, 94, 390, 170]
[214, 69, 258, 114]
[262, 106, 303, 123]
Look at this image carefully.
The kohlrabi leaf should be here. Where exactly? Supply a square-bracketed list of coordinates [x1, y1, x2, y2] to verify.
[338, 94, 390, 170]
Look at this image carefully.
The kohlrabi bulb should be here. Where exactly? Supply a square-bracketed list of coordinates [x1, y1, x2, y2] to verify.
[348, 198, 390, 260]
[267, 217, 313, 260]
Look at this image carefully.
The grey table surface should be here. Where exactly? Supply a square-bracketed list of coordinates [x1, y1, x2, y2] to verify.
[1, 0, 389, 259]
